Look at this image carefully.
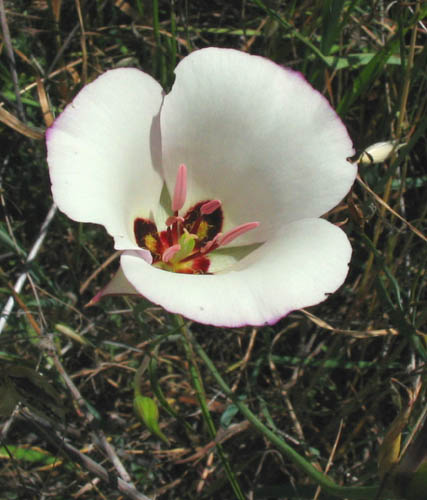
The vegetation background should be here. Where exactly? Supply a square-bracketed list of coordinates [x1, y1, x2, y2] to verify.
[0, 0, 425, 499]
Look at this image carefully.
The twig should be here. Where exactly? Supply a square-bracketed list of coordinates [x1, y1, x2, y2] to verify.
[175, 420, 250, 464]
[230, 327, 258, 392]
[79, 250, 120, 294]
[50, 346, 93, 420]
[46, 23, 80, 77]
[97, 430, 133, 484]
[74, 0, 88, 84]
[51, 343, 137, 488]
[313, 420, 344, 500]
[0, 203, 57, 335]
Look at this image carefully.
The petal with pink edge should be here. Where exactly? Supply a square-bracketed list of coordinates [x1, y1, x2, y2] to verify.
[119, 218, 352, 327]
[47, 68, 164, 250]
[161, 48, 356, 244]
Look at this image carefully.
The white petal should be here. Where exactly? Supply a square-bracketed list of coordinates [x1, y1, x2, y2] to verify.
[161, 48, 356, 244]
[47, 68, 164, 250]
[120, 218, 352, 327]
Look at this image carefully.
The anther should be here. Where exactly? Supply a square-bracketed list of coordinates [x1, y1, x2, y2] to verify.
[200, 199, 221, 215]
[162, 244, 181, 263]
[218, 222, 260, 247]
[172, 164, 187, 212]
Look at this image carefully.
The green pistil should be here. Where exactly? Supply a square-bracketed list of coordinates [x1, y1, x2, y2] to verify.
[170, 233, 197, 264]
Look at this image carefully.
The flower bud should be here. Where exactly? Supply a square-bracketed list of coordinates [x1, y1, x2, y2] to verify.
[358, 140, 404, 165]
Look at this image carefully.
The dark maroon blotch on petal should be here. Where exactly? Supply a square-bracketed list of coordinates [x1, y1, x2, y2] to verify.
[183, 200, 223, 244]
[134, 218, 161, 256]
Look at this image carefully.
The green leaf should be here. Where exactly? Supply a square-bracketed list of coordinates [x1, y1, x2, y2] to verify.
[250, 0, 331, 66]
[133, 395, 169, 445]
[320, 0, 346, 56]
[220, 403, 239, 428]
[0, 223, 26, 256]
[323, 53, 401, 71]
[337, 38, 399, 115]
[0, 445, 58, 465]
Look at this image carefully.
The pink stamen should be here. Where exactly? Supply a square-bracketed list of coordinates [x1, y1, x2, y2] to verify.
[162, 244, 181, 263]
[172, 164, 187, 212]
[218, 222, 260, 247]
[166, 215, 185, 226]
[201, 233, 222, 254]
[200, 199, 221, 215]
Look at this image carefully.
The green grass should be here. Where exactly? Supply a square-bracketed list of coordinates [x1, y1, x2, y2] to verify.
[0, 1, 426, 499]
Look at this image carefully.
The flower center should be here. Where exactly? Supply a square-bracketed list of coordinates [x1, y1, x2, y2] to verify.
[134, 164, 259, 274]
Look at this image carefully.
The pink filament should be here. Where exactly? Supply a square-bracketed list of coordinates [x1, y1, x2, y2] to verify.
[166, 215, 185, 226]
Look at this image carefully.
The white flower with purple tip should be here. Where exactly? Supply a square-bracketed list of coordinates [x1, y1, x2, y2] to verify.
[47, 48, 356, 327]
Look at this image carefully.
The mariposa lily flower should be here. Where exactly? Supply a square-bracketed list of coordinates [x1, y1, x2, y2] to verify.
[47, 48, 356, 327]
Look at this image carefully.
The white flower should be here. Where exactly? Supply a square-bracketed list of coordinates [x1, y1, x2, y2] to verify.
[47, 48, 356, 327]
